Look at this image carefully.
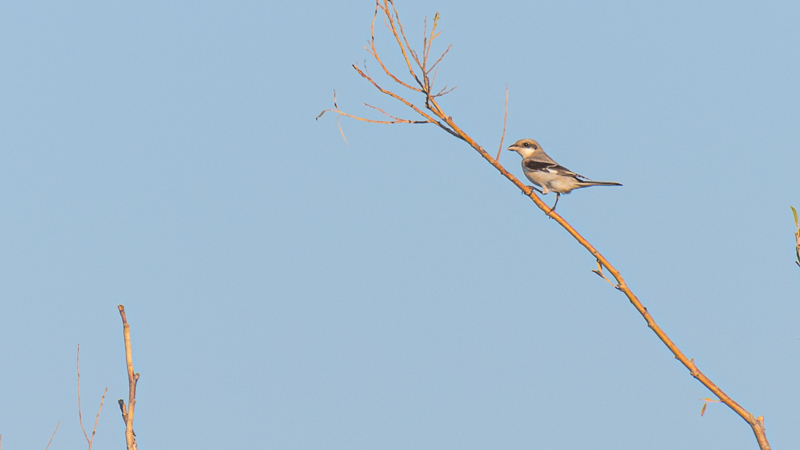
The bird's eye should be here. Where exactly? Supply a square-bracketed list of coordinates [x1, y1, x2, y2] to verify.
[523, 142, 530, 147]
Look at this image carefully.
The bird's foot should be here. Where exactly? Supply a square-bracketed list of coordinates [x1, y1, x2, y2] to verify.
[524, 185, 543, 196]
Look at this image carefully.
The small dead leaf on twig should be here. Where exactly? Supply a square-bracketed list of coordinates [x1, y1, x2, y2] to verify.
[700, 397, 721, 416]
[591, 260, 617, 289]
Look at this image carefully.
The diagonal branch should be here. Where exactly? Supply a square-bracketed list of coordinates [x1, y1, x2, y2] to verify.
[318, 2, 772, 449]
[424, 80, 772, 450]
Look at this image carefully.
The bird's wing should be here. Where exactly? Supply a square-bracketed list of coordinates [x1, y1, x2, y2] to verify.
[522, 159, 587, 179]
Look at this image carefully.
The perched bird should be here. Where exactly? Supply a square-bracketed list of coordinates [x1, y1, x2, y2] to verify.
[507, 138, 621, 211]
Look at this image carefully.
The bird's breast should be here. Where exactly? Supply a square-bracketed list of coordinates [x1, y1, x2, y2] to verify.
[524, 170, 582, 194]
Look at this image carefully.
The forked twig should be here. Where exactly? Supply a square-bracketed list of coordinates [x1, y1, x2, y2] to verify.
[319, 4, 772, 448]
[350, 64, 458, 137]
[432, 85, 456, 98]
[77, 345, 107, 450]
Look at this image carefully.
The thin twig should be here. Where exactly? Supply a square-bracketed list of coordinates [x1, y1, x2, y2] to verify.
[336, 116, 349, 145]
[44, 423, 59, 450]
[319, 107, 427, 125]
[495, 85, 509, 161]
[317, 90, 431, 144]
[77, 345, 88, 443]
[364, 103, 426, 122]
[317, 104, 429, 145]
[90, 388, 107, 449]
[430, 67, 439, 91]
[427, 45, 452, 73]
[422, 15, 429, 68]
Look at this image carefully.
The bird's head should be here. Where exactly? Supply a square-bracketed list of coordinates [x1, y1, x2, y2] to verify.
[507, 138, 542, 158]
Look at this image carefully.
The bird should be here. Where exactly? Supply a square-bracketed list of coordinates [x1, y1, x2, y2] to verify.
[507, 138, 621, 212]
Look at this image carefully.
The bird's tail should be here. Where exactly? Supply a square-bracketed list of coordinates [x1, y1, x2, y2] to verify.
[579, 180, 622, 187]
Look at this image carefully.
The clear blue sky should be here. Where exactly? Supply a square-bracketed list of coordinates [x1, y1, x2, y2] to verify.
[1, 1, 799, 449]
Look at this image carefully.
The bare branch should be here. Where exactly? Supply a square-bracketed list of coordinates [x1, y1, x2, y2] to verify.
[351, 64, 458, 137]
[118, 305, 139, 450]
[319, 3, 772, 449]
[318, 97, 431, 146]
[318, 107, 426, 125]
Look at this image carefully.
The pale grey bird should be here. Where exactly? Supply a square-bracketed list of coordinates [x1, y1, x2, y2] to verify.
[507, 138, 621, 211]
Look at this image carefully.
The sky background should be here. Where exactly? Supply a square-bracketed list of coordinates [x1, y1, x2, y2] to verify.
[1, 0, 799, 449]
